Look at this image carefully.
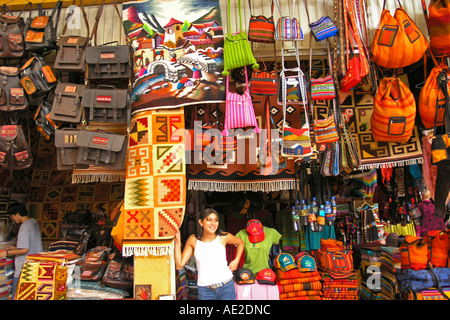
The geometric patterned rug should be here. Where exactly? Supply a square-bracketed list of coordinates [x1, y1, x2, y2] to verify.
[122, 107, 186, 256]
[15, 261, 67, 300]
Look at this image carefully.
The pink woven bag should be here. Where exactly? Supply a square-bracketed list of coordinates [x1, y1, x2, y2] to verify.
[222, 67, 260, 136]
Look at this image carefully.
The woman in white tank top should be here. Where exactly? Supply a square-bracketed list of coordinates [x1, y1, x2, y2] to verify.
[174, 208, 244, 300]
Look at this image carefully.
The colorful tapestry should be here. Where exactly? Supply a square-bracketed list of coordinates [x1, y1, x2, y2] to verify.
[122, 0, 225, 113]
[315, 81, 423, 170]
[122, 108, 186, 256]
[187, 92, 308, 192]
[16, 261, 67, 300]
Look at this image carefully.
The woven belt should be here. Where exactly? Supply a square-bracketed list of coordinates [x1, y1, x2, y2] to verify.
[208, 278, 233, 290]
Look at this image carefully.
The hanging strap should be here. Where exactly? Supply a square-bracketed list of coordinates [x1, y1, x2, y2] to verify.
[275, 0, 296, 18]
[228, 0, 243, 33]
[61, 0, 90, 38]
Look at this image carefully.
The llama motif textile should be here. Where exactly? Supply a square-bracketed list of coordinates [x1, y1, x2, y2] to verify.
[122, 0, 226, 112]
[16, 261, 67, 300]
[122, 108, 185, 256]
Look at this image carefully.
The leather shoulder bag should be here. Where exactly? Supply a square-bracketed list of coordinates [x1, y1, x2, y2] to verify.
[0, 3, 30, 59]
[0, 66, 28, 112]
[53, 0, 90, 73]
[50, 83, 85, 124]
[24, 1, 63, 52]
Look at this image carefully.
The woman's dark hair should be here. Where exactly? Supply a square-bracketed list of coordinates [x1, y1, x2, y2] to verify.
[7, 203, 28, 217]
[196, 208, 227, 240]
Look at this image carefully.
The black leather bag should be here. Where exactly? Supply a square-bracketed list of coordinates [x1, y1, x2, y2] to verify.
[85, 1, 131, 82]
[19, 55, 57, 98]
[75, 129, 127, 170]
[0, 66, 28, 112]
[23, 1, 62, 52]
[75, 246, 111, 281]
[81, 85, 130, 123]
[86, 43, 131, 82]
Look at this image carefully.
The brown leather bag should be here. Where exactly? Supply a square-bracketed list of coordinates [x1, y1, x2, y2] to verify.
[54, 129, 89, 170]
[0, 66, 28, 112]
[85, 0, 131, 83]
[76, 246, 111, 281]
[49, 83, 85, 124]
[53, 0, 90, 72]
[0, 125, 33, 170]
[0, 3, 30, 59]
[76, 130, 127, 170]
[23, 1, 62, 52]
[101, 253, 134, 290]
[81, 85, 130, 123]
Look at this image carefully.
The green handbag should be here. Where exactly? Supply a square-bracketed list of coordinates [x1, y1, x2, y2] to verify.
[222, 0, 259, 76]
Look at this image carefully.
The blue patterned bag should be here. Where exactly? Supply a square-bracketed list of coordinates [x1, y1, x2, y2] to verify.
[309, 16, 338, 41]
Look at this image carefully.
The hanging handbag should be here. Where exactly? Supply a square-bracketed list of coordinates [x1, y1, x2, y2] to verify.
[0, 3, 30, 59]
[222, 0, 259, 76]
[371, 76, 416, 143]
[24, 1, 62, 53]
[277, 42, 306, 105]
[19, 55, 57, 98]
[248, 0, 275, 43]
[54, 128, 89, 170]
[274, 0, 303, 41]
[340, 22, 362, 92]
[53, 0, 90, 73]
[431, 69, 450, 165]
[81, 85, 130, 124]
[49, 83, 85, 124]
[75, 129, 128, 170]
[0, 124, 33, 170]
[250, 59, 278, 96]
[419, 53, 450, 129]
[304, 0, 338, 42]
[313, 114, 339, 145]
[222, 67, 260, 136]
[309, 38, 336, 100]
[0, 66, 28, 112]
[339, 111, 360, 170]
[370, 0, 428, 69]
[86, 0, 131, 83]
[421, 0, 450, 58]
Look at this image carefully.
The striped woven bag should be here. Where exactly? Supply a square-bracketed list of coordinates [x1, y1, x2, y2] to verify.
[222, 0, 258, 76]
[248, 0, 275, 43]
[274, 0, 303, 40]
[422, 0, 450, 58]
[370, 0, 428, 69]
[371, 77, 416, 143]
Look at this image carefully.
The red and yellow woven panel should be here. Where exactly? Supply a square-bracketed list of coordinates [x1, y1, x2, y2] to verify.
[122, 108, 185, 252]
[16, 261, 67, 300]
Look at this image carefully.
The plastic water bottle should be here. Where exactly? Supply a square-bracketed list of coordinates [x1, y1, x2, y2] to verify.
[325, 200, 334, 226]
[331, 196, 337, 224]
[300, 200, 309, 226]
[309, 198, 318, 232]
[291, 202, 300, 232]
[317, 204, 325, 232]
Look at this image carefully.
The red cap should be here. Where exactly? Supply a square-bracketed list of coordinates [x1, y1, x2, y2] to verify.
[246, 219, 265, 243]
[256, 268, 276, 285]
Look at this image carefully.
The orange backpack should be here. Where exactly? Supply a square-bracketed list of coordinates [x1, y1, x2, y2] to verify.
[419, 65, 450, 129]
[423, 230, 450, 268]
[371, 77, 416, 142]
[370, 1, 429, 69]
[400, 235, 429, 270]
